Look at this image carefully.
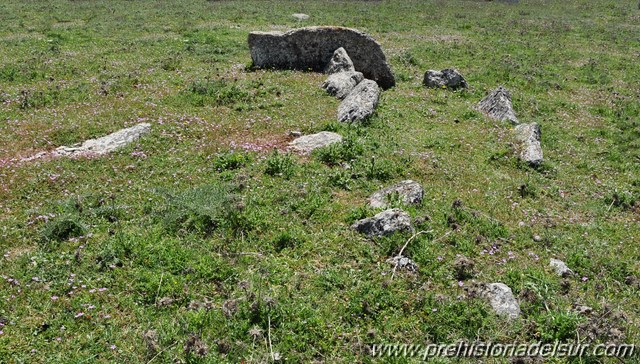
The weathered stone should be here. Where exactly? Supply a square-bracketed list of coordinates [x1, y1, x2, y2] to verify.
[387, 256, 418, 272]
[514, 123, 543, 166]
[289, 131, 342, 154]
[337, 79, 380, 123]
[368, 180, 424, 208]
[483, 283, 521, 319]
[324, 47, 355, 74]
[248, 26, 395, 89]
[550, 258, 574, 277]
[54, 123, 151, 157]
[423, 69, 468, 89]
[351, 208, 412, 238]
[322, 71, 364, 100]
[477, 86, 518, 125]
[292, 13, 309, 20]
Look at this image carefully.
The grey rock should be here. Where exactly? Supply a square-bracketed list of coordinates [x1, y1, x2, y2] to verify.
[289, 131, 342, 154]
[324, 47, 355, 74]
[574, 305, 593, 316]
[483, 283, 521, 319]
[387, 256, 419, 272]
[292, 13, 309, 20]
[248, 26, 395, 89]
[550, 258, 574, 277]
[322, 71, 364, 99]
[54, 123, 151, 157]
[351, 208, 412, 238]
[337, 79, 380, 123]
[514, 123, 543, 166]
[423, 69, 468, 89]
[477, 86, 518, 125]
[368, 180, 424, 208]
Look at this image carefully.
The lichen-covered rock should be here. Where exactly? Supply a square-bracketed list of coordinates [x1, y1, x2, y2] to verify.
[54, 123, 151, 157]
[289, 131, 342, 154]
[477, 86, 518, 125]
[324, 47, 355, 74]
[386, 256, 418, 272]
[337, 79, 380, 123]
[423, 69, 468, 89]
[351, 208, 412, 238]
[514, 123, 543, 166]
[248, 26, 395, 89]
[322, 71, 364, 99]
[368, 180, 424, 208]
[292, 13, 309, 20]
[483, 283, 521, 320]
[550, 258, 574, 277]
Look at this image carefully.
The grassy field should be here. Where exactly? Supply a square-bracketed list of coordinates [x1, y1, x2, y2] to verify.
[0, 0, 639, 362]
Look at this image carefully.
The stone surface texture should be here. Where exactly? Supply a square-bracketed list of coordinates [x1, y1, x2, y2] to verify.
[423, 69, 468, 89]
[478, 86, 519, 125]
[322, 71, 364, 100]
[368, 180, 424, 208]
[289, 131, 343, 153]
[514, 123, 543, 165]
[351, 208, 412, 238]
[337, 79, 380, 123]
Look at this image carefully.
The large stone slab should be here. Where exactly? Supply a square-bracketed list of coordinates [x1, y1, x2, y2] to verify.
[477, 86, 518, 125]
[289, 131, 342, 154]
[514, 123, 543, 166]
[351, 208, 412, 238]
[322, 71, 364, 100]
[337, 79, 380, 123]
[55, 123, 151, 157]
[248, 26, 395, 89]
[368, 180, 424, 208]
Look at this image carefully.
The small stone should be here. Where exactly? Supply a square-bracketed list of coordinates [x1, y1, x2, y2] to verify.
[292, 13, 309, 20]
[533, 235, 543, 242]
[288, 130, 303, 137]
[368, 180, 424, 208]
[337, 79, 380, 123]
[157, 297, 176, 307]
[289, 131, 342, 154]
[550, 258, 574, 277]
[574, 305, 593, 316]
[514, 123, 543, 166]
[386, 256, 418, 272]
[322, 71, 364, 99]
[324, 47, 355, 74]
[482, 283, 521, 319]
[351, 208, 412, 238]
[477, 86, 518, 125]
[423, 69, 468, 89]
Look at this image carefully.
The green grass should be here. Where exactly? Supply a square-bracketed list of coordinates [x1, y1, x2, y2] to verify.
[0, 0, 639, 363]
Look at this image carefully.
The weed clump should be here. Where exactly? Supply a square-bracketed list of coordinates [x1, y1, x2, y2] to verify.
[39, 217, 87, 244]
[264, 150, 296, 179]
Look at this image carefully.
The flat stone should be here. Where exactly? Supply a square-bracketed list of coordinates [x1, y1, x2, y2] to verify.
[351, 208, 412, 238]
[483, 282, 521, 320]
[248, 26, 395, 89]
[289, 131, 342, 154]
[322, 71, 364, 100]
[337, 79, 380, 123]
[477, 86, 518, 125]
[550, 258, 574, 277]
[423, 69, 468, 89]
[514, 123, 543, 166]
[324, 47, 355, 74]
[54, 123, 151, 157]
[368, 180, 424, 208]
[292, 13, 309, 20]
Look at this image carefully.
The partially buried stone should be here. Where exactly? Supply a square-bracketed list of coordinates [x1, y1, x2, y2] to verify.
[368, 180, 424, 208]
[351, 208, 412, 238]
[423, 69, 468, 89]
[289, 131, 342, 154]
[337, 79, 380, 123]
[514, 123, 543, 166]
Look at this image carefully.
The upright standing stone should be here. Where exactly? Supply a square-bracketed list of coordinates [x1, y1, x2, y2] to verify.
[324, 47, 355, 74]
[514, 123, 544, 166]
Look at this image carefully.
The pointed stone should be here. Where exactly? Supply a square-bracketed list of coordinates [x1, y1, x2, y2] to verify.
[324, 47, 355, 74]
[514, 123, 543, 166]
[478, 86, 518, 125]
